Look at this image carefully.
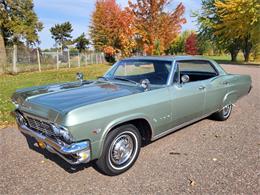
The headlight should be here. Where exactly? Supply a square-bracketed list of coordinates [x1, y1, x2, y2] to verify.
[51, 124, 73, 143]
[12, 100, 19, 108]
[15, 112, 28, 126]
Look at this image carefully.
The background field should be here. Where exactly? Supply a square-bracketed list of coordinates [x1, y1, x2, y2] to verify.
[0, 64, 110, 127]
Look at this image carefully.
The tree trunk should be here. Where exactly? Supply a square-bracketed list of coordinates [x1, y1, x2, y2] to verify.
[228, 40, 240, 62]
[243, 51, 250, 62]
[242, 37, 252, 62]
[230, 49, 239, 62]
[0, 32, 7, 74]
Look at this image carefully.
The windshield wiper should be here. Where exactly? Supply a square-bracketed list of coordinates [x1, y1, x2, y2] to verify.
[113, 77, 139, 85]
[97, 76, 109, 81]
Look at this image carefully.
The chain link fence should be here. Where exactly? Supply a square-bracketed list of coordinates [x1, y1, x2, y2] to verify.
[1, 45, 107, 73]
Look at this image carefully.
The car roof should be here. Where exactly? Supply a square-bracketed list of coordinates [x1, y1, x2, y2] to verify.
[124, 55, 212, 62]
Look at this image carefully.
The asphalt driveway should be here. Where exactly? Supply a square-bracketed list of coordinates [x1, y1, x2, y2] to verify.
[0, 64, 259, 194]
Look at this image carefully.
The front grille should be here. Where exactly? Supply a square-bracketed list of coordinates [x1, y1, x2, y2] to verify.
[26, 116, 55, 136]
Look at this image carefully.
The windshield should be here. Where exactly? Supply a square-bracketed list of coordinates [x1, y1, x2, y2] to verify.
[105, 59, 173, 85]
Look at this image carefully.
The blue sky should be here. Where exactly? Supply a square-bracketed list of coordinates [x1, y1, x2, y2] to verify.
[34, 0, 202, 49]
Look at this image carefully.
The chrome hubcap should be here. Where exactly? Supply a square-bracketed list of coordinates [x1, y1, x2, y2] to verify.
[223, 105, 231, 117]
[110, 134, 134, 166]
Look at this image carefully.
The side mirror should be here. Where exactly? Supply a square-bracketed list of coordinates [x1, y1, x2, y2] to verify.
[140, 79, 151, 91]
[76, 72, 84, 83]
[181, 75, 190, 84]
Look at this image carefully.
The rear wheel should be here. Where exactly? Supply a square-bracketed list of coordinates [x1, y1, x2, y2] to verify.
[212, 104, 232, 121]
[95, 124, 141, 176]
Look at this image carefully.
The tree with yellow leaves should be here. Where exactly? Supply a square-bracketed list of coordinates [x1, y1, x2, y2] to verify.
[214, 0, 260, 62]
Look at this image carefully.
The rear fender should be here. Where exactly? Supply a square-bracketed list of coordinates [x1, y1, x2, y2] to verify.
[222, 90, 238, 107]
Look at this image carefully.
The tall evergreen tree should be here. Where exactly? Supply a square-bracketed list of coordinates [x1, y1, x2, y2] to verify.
[50, 22, 73, 51]
[74, 33, 90, 53]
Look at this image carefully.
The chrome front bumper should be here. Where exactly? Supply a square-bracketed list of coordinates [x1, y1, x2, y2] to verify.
[19, 124, 91, 165]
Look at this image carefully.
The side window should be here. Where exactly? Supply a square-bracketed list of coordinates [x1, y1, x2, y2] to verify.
[178, 60, 217, 73]
[177, 60, 218, 83]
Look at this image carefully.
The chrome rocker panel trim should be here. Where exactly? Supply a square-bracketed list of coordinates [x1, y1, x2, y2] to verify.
[18, 124, 91, 165]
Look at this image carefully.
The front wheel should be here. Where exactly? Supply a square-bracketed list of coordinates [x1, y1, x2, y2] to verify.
[212, 104, 232, 121]
[95, 124, 141, 176]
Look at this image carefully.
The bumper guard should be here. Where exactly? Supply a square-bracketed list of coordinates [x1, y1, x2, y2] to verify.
[19, 124, 91, 165]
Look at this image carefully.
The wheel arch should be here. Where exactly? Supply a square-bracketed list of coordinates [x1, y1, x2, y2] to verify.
[223, 90, 238, 108]
[96, 114, 154, 159]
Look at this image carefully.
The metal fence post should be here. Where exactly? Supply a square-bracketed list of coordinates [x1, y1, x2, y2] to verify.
[12, 44, 17, 73]
[68, 48, 71, 68]
[91, 53, 93, 64]
[78, 52, 80, 67]
[56, 50, 59, 69]
[37, 48, 41, 72]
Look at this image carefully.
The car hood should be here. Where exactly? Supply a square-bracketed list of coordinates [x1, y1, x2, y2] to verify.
[12, 81, 143, 115]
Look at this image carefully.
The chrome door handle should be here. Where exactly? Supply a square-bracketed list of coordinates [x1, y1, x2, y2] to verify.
[223, 81, 229, 85]
[198, 86, 206, 90]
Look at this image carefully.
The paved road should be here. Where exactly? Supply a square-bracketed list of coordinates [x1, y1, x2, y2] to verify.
[0, 65, 259, 194]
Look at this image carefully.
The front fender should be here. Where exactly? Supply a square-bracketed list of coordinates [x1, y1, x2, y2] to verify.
[94, 113, 154, 159]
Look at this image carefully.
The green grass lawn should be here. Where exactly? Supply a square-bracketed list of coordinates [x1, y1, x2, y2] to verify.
[0, 64, 110, 127]
[205, 54, 260, 65]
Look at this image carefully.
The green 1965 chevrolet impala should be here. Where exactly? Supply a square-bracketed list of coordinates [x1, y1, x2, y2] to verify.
[12, 56, 252, 175]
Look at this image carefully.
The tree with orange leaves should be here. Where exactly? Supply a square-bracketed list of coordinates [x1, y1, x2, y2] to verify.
[90, 0, 136, 60]
[128, 0, 186, 55]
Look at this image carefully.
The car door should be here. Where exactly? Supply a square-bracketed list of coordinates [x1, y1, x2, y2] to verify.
[169, 81, 206, 127]
[168, 61, 206, 127]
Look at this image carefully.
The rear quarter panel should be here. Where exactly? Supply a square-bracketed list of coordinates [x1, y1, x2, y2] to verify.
[223, 74, 252, 106]
[204, 75, 229, 114]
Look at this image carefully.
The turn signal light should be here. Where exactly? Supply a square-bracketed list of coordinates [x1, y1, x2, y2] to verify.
[38, 141, 46, 149]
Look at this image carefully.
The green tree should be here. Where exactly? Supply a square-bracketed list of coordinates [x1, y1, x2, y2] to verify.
[74, 33, 90, 53]
[0, 0, 43, 46]
[214, 0, 260, 62]
[168, 30, 191, 54]
[50, 22, 73, 51]
[0, 0, 42, 72]
[194, 0, 241, 61]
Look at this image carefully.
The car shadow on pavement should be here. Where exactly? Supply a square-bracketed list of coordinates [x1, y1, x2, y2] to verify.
[23, 134, 98, 174]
